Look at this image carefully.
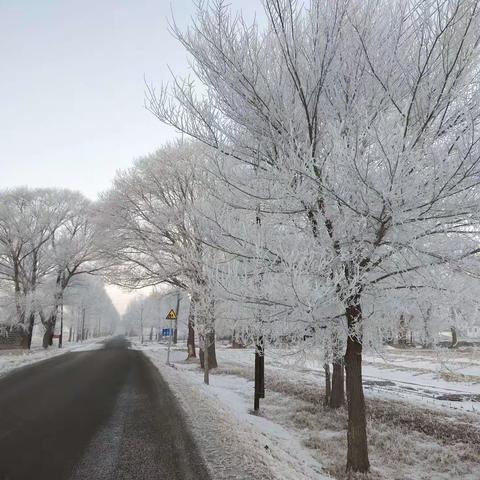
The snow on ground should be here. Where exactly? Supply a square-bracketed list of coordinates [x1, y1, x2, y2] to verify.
[135, 339, 480, 480]
[0, 338, 108, 378]
[214, 344, 480, 413]
[69, 342, 106, 352]
[133, 340, 330, 480]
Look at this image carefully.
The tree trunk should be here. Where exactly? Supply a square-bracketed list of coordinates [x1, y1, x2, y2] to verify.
[398, 314, 407, 347]
[232, 329, 244, 348]
[187, 320, 196, 358]
[203, 336, 210, 385]
[149, 326, 153, 342]
[206, 331, 217, 368]
[42, 321, 54, 349]
[187, 296, 197, 359]
[26, 313, 35, 349]
[254, 339, 265, 411]
[68, 326, 72, 343]
[450, 326, 458, 348]
[199, 331, 217, 369]
[324, 363, 331, 406]
[345, 301, 369, 473]
[329, 359, 345, 408]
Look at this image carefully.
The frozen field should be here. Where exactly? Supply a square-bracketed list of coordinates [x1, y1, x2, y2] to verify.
[137, 340, 480, 480]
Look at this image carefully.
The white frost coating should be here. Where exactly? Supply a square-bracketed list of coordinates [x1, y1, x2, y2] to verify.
[139, 341, 480, 479]
[138, 342, 332, 480]
[0, 347, 67, 378]
[68, 342, 105, 352]
[0, 339, 108, 378]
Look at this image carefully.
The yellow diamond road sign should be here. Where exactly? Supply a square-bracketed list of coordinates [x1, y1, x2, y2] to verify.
[166, 309, 177, 320]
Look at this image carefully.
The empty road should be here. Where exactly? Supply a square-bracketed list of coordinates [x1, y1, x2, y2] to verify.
[0, 337, 210, 480]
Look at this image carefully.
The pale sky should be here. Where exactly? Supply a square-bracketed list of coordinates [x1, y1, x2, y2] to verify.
[0, 0, 263, 199]
[0, 0, 263, 312]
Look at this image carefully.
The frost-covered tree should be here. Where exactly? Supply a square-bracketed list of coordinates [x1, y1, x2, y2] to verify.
[0, 188, 75, 346]
[98, 141, 218, 380]
[39, 195, 104, 347]
[0, 187, 104, 348]
[147, 0, 480, 472]
[64, 275, 119, 341]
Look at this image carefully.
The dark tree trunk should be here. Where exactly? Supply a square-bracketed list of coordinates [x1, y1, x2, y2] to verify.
[232, 329, 244, 348]
[68, 326, 72, 343]
[187, 301, 196, 359]
[344, 300, 369, 473]
[206, 331, 217, 368]
[450, 326, 458, 348]
[397, 314, 408, 347]
[254, 339, 265, 411]
[42, 320, 54, 349]
[329, 359, 345, 408]
[199, 331, 217, 369]
[26, 313, 35, 349]
[149, 326, 153, 342]
[324, 363, 331, 406]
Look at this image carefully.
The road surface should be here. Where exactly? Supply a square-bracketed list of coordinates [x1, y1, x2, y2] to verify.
[0, 337, 210, 480]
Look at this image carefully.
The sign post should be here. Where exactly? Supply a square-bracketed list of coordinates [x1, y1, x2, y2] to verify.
[165, 309, 177, 366]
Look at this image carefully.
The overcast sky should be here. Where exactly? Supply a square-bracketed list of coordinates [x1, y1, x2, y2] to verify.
[0, 0, 263, 313]
[0, 0, 262, 200]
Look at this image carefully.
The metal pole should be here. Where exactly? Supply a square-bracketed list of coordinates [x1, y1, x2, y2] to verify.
[166, 324, 173, 365]
[174, 292, 180, 344]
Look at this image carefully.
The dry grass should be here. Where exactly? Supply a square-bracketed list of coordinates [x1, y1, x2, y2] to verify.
[213, 364, 480, 479]
[293, 403, 479, 479]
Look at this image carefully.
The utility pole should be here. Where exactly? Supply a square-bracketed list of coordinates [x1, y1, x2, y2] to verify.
[166, 324, 173, 365]
[173, 292, 180, 344]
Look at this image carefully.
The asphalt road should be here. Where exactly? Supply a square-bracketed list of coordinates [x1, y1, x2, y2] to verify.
[0, 337, 210, 480]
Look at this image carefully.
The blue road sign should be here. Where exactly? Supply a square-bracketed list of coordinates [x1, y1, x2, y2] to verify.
[162, 328, 173, 337]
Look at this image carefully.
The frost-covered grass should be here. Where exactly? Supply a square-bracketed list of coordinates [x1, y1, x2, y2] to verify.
[215, 358, 480, 478]
[134, 340, 329, 480]
[136, 340, 480, 480]
[293, 399, 479, 480]
[216, 343, 480, 413]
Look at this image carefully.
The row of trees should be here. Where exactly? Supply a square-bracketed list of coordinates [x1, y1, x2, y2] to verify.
[0, 187, 119, 347]
[122, 289, 188, 343]
[99, 0, 480, 473]
[6, 0, 473, 473]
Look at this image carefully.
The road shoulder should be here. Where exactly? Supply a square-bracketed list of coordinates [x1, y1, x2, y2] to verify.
[135, 343, 279, 480]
